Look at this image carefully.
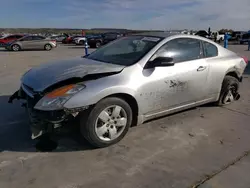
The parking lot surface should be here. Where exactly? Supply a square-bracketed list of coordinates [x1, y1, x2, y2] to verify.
[0, 44, 250, 188]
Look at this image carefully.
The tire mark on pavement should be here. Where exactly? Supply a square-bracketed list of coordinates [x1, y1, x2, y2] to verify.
[190, 150, 250, 188]
[222, 106, 250, 117]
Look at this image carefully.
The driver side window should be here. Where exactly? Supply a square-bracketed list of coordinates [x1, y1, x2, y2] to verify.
[154, 38, 203, 63]
[22, 36, 33, 41]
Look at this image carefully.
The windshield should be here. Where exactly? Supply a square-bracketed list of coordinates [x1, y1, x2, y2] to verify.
[86, 35, 163, 66]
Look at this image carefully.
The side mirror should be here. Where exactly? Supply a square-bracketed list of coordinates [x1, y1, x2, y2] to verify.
[147, 56, 175, 68]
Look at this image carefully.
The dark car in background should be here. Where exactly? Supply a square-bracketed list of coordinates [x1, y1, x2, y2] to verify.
[230, 31, 246, 41]
[240, 33, 250, 44]
[102, 32, 123, 45]
[86, 34, 105, 48]
[0, 34, 24, 47]
[195, 30, 209, 38]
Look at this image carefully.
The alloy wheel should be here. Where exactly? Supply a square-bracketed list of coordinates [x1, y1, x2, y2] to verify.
[223, 86, 236, 105]
[45, 44, 52, 51]
[94, 105, 127, 141]
[12, 45, 20, 51]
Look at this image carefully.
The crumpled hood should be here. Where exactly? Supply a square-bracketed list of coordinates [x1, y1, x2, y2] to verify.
[21, 57, 125, 92]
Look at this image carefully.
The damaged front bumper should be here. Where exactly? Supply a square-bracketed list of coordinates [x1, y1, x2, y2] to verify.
[9, 86, 88, 139]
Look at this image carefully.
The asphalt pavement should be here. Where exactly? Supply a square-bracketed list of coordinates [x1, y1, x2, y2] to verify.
[0, 44, 250, 188]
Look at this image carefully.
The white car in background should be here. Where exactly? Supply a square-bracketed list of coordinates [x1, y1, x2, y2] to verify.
[74, 36, 87, 45]
[49, 35, 67, 42]
[212, 31, 225, 42]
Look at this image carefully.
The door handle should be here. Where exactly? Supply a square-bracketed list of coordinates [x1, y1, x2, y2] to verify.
[197, 66, 207, 71]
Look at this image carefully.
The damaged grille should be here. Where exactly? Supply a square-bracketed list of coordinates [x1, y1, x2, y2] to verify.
[21, 84, 43, 108]
[21, 83, 67, 123]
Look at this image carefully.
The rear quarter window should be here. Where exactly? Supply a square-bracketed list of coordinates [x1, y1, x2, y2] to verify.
[32, 36, 45, 40]
[203, 41, 218, 58]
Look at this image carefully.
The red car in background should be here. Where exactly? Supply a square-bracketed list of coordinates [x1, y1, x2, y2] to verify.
[62, 36, 73, 44]
[0, 34, 24, 46]
[62, 35, 84, 44]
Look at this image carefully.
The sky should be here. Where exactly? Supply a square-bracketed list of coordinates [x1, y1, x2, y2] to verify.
[0, 0, 250, 30]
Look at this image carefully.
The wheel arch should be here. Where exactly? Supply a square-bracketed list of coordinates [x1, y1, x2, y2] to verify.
[11, 43, 21, 50]
[101, 93, 139, 126]
[225, 71, 240, 81]
[45, 43, 52, 46]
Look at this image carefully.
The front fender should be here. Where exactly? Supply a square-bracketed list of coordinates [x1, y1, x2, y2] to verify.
[63, 78, 137, 109]
[63, 86, 136, 109]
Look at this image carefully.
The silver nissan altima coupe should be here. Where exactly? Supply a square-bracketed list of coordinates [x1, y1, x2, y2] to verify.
[9, 32, 248, 148]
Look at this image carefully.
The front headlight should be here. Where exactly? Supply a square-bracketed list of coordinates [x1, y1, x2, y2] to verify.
[34, 84, 85, 111]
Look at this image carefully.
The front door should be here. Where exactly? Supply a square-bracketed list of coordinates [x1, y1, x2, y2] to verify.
[20, 36, 34, 49]
[138, 37, 209, 115]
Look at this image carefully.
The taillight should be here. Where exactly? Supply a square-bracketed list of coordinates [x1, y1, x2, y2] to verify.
[242, 56, 248, 64]
[50, 40, 56, 43]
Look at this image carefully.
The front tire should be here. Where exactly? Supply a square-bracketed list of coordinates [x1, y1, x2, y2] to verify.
[12, 44, 21, 51]
[80, 97, 132, 148]
[216, 75, 239, 106]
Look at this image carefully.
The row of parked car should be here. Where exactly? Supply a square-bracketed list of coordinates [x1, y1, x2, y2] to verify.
[0, 32, 124, 51]
[2, 29, 250, 52]
[194, 30, 250, 44]
[61, 32, 124, 48]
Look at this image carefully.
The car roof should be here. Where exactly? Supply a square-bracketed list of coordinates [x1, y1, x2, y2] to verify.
[132, 32, 178, 38]
[132, 32, 225, 46]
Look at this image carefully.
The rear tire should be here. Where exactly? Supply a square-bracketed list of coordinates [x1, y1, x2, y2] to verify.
[44, 44, 52, 51]
[80, 97, 132, 148]
[12, 44, 21, 51]
[215, 75, 239, 106]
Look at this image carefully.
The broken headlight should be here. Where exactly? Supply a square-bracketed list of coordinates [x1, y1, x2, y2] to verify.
[34, 84, 85, 111]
